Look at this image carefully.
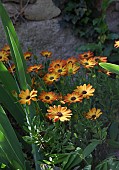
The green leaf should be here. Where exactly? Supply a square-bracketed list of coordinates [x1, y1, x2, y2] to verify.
[83, 165, 91, 170]
[109, 122, 119, 140]
[0, 62, 19, 93]
[99, 63, 119, 75]
[83, 140, 101, 158]
[0, 1, 31, 89]
[0, 85, 25, 126]
[0, 105, 27, 170]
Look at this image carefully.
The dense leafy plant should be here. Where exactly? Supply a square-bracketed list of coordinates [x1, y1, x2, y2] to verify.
[1, 1, 119, 170]
[61, 0, 119, 63]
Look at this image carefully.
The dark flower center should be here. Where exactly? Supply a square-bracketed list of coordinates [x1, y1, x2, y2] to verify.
[57, 112, 63, 117]
[71, 97, 76, 101]
[50, 76, 54, 80]
[32, 68, 37, 71]
[58, 69, 62, 73]
[26, 56, 30, 60]
[82, 90, 87, 94]
[55, 64, 60, 67]
[91, 115, 96, 119]
[26, 95, 30, 99]
[45, 54, 48, 57]
[45, 96, 50, 100]
[0, 56, 2, 59]
[84, 54, 88, 57]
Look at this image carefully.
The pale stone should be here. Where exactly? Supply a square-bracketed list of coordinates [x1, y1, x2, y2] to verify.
[0, 18, 85, 60]
[2, 0, 36, 4]
[3, 3, 19, 18]
[24, 0, 61, 21]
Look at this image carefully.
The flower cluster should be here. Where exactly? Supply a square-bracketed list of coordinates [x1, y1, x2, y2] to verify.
[1, 44, 110, 122]
[9, 49, 108, 122]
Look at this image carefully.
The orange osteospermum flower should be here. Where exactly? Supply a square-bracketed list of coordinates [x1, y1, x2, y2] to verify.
[43, 72, 60, 85]
[27, 64, 43, 73]
[114, 40, 119, 48]
[0, 50, 9, 62]
[79, 58, 96, 68]
[40, 50, 52, 58]
[48, 59, 66, 72]
[74, 84, 95, 99]
[79, 51, 94, 59]
[64, 92, 83, 104]
[66, 57, 77, 64]
[2, 44, 10, 53]
[8, 64, 15, 73]
[19, 89, 37, 105]
[66, 62, 80, 75]
[38, 91, 58, 104]
[84, 108, 102, 120]
[52, 65, 67, 76]
[24, 52, 32, 60]
[46, 105, 72, 122]
[94, 56, 107, 64]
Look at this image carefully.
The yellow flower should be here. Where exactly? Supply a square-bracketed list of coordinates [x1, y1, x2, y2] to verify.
[19, 89, 37, 105]
[114, 40, 119, 48]
[40, 50, 52, 58]
[66, 63, 80, 75]
[84, 108, 102, 120]
[27, 64, 43, 73]
[66, 57, 77, 64]
[79, 58, 96, 69]
[52, 65, 67, 76]
[46, 105, 72, 122]
[48, 59, 66, 72]
[43, 72, 60, 85]
[64, 92, 83, 104]
[38, 91, 58, 104]
[79, 51, 94, 59]
[0, 50, 9, 62]
[24, 52, 32, 60]
[74, 84, 95, 99]
[94, 56, 107, 64]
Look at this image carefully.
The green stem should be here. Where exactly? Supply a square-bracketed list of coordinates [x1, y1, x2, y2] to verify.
[25, 106, 42, 170]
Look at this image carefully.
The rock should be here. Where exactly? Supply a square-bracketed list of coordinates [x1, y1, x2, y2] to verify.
[0, 17, 85, 61]
[3, 3, 19, 18]
[2, 0, 36, 4]
[24, 0, 61, 21]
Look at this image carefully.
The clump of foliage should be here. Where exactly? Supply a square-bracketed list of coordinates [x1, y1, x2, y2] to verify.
[61, 0, 119, 63]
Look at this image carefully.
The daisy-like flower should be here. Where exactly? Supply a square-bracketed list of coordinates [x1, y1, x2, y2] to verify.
[79, 58, 96, 69]
[79, 51, 94, 59]
[19, 89, 37, 105]
[40, 50, 52, 58]
[51, 65, 67, 76]
[114, 40, 119, 48]
[66, 62, 80, 75]
[64, 92, 83, 104]
[24, 52, 32, 60]
[8, 64, 15, 73]
[0, 50, 9, 62]
[38, 91, 58, 104]
[48, 59, 66, 72]
[74, 84, 95, 99]
[2, 44, 10, 53]
[43, 72, 60, 85]
[46, 105, 72, 122]
[84, 108, 102, 120]
[66, 57, 77, 64]
[94, 56, 107, 64]
[27, 64, 43, 73]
